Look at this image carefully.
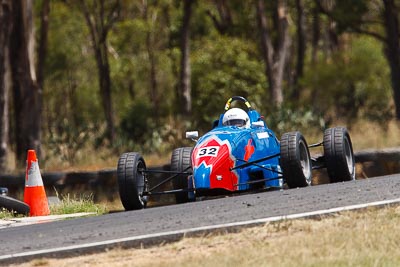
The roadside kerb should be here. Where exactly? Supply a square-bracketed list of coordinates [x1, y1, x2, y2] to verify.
[0, 212, 96, 229]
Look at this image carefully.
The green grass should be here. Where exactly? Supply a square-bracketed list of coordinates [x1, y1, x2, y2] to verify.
[49, 193, 107, 215]
[0, 208, 25, 219]
[0, 194, 106, 220]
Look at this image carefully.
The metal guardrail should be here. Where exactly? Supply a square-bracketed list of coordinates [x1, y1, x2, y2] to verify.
[1, 148, 399, 198]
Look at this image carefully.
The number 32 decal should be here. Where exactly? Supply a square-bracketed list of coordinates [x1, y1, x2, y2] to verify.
[196, 146, 219, 158]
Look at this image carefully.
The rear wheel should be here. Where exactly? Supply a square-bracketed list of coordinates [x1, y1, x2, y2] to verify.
[280, 132, 312, 188]
[323, 127, 355, 182]
[171, 147, 192, 204]
[117, 152, 148, 210]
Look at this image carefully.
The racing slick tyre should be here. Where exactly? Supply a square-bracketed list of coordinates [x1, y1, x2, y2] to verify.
[323, 127, 355, 182]
[280, 132, 312, 188]
[171, 147, 193, 204]
[0, 195, 30, 215]
[117, 152, 148, 210]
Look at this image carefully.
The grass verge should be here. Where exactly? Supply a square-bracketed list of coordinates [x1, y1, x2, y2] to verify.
[0, 209, 25, 219]
[49, 193, 107, 215]
[0, 194, 106, 219]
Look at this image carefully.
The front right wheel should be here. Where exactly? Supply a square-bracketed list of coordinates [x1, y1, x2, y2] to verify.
[280, 131, 312, 188]
[323, 127, 355, 182]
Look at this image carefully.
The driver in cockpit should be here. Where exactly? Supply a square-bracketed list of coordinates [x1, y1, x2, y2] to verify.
[222, 108, 250, 129]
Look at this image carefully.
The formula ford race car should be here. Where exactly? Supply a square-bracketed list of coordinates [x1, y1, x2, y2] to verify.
[117, 96, 355, 210]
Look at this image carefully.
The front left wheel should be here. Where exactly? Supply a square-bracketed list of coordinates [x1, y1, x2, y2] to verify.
[280, 132, 312, 188]
[117, 152, 148, 210]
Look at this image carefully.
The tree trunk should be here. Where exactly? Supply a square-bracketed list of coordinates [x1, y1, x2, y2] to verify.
[143, 2, 159, 119]
[256, 0, 290, 106]
[0, 0, 12, 171]
[147, 36, 159, 117]
[207, 0, 233, 34]
[147, 38, 159, 119]
[327, 18, 339, 54]
[37, 0, 50, 91]
[311, 3, 320, 64]
[10, 0, 41, 164]
[383, 0, 400, 120]
[80, 0, 119, 144]
[96, 42, 116, 143]
[293, 0, 306, 100]
[179, 0, 194, 115]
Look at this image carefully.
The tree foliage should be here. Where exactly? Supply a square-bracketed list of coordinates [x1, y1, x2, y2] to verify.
[302, 36, 391, 124]
[191, 36, 267, 127]
[0, 0, 398, 169]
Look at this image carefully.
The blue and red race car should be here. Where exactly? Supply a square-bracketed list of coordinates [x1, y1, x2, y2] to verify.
[117, 96, 355, 210]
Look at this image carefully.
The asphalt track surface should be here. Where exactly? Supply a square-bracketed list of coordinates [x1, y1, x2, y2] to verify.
[1, 174, 400, 264]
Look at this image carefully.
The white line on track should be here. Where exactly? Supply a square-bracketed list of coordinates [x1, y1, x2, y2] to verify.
[0, 213, 96, 229]
[1, 198, 400, 261]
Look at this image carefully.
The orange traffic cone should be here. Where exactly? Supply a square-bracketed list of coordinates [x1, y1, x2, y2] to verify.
[24, 150, 50, 216]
